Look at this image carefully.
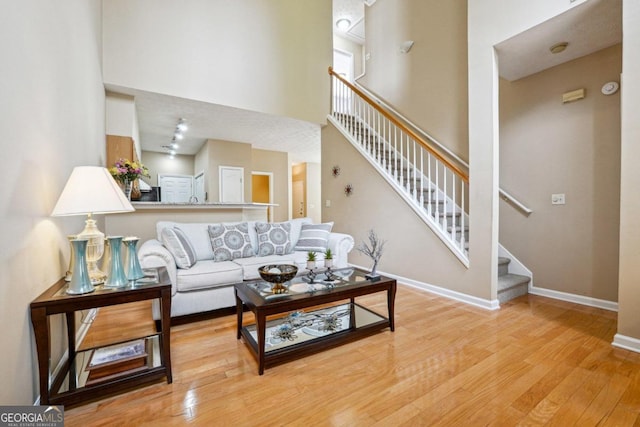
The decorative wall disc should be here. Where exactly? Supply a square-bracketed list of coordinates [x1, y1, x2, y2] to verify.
[332, 165, 341, 178]
[344, 184, 353, 196]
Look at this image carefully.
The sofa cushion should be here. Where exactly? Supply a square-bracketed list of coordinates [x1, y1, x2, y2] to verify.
[256, 222, 292, 256]
[156, 221, 214, 261]
[208, 223, 254, 262]
[160, 227, 197, 269]
[232, 254, 296, 280]
[294, 222, 334, 252]
[288, 217, 313, 248]
[176, 260, 243, 292]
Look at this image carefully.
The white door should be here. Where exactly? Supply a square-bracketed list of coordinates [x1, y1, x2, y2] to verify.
[194, 171, 205, 203]
[158, 174, 193, 203]
[219, 166, 244, 203]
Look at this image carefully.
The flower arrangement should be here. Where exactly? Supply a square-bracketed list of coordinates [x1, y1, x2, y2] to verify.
[109, 158, 150, 183]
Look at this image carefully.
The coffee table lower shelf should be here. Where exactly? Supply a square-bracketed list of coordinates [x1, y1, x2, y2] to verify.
[239, 303, 391, 374]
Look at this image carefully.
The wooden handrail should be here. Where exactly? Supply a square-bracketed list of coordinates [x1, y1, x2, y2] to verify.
[329, 67, 469, 183]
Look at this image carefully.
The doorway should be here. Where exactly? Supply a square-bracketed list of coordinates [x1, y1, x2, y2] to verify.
[193, 171, 205, 203]
[252, 171, 273, 222]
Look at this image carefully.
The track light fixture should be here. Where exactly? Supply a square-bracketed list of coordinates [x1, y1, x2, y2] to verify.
[166, 118, 188, 158]
[176, 118, 188, 132]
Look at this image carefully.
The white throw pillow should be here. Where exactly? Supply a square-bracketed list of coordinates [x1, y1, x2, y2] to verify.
[208, 223, 254, 262]
[160, 227, 198, 269]
[294, 222, 334, 252]
[255, 222, 292, 256]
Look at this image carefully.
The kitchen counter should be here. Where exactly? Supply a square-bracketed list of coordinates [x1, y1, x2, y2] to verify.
[131, 202, 275, 210]
[105, 202, 277, 243]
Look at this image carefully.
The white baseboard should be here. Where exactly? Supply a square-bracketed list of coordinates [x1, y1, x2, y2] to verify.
[612, 334, 640, 353]
[350, 264, 500, 310]
[529, 286, 618, 312]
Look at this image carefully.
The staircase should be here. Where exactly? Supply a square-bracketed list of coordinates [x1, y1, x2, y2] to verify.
[329, 67, 530, 304]
[498, 257, 530, 303]
[332, 102, 469, 267]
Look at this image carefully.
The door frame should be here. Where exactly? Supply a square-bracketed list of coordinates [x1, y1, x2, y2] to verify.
[193, 170, 205, 203]
[252, 171, 274, 222]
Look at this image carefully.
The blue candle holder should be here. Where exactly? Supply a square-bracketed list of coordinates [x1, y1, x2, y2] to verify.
[104, 236, 128, 288]
[67, 239, 94, 294]
[124, 237, 145, 281]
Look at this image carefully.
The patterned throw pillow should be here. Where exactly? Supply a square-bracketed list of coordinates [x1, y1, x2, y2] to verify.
[160, 227, 197, 269]
[294, 222, 334, 252]
[208, 223, 254, 262]
[255, 222, 292, 256]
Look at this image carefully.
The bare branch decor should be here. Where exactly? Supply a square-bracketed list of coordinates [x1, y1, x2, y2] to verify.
[357, 229, 386, 280]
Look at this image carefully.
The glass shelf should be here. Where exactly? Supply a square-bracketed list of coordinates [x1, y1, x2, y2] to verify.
[54, 336, 161, 393]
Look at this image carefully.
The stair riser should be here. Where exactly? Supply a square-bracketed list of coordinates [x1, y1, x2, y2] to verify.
[498, 283, 529, 304]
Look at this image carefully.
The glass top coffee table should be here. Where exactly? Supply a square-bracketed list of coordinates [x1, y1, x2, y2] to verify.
[234, 267, 396, 375]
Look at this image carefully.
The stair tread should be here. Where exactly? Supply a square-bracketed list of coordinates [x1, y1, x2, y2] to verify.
[498, 273, 530, 292]
[498, 257, 510, 266]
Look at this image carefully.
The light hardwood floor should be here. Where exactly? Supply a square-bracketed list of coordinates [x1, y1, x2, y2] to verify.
[64, 285, 640, 426]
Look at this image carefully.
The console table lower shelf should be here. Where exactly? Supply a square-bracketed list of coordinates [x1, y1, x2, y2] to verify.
[238, 302, 391, 373]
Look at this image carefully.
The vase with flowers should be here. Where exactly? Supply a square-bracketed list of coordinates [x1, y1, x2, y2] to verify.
[109, 158, 150, 200]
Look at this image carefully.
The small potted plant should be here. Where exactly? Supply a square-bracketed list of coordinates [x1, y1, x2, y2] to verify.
[323, 248, 333, 269]
[306, 251, 317, 270]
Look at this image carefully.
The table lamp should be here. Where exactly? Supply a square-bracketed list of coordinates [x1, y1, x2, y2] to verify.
[52, 166, 135, 291]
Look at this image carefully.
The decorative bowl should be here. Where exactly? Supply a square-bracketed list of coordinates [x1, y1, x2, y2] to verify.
[258, 264, 298, 294]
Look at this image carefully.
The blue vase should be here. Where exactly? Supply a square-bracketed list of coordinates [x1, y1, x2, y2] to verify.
[124, 237, 145, 281]
[67, 239, 94, 294]
[104, 236, 128, 288]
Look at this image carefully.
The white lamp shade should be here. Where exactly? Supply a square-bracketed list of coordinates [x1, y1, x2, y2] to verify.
[52, 166, 135, 216]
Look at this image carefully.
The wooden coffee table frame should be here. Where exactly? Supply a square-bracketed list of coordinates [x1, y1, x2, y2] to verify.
[235, 269, 396, 375]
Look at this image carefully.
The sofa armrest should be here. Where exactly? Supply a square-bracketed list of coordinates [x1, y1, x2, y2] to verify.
[327, 232, 355, 269]
[138, 239, 178, 296]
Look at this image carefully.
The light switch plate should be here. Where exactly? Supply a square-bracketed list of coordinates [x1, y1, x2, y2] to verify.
[551, 193, 566, 205]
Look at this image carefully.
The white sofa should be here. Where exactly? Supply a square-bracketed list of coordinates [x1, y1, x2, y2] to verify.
[138, 218, 355, 321]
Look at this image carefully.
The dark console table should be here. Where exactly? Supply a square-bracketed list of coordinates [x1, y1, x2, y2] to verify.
[30, 267, 172, 407]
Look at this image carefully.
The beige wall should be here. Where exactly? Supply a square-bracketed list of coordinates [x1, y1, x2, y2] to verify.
[141, 151, 195, 187]
[251, 148, 290, 222]
[361, 0, 468, 160]
[0, 0, 104, 404]
[499, 45, 621, 302]
[198, 139, 252, 203]
[103, 0, 332, 125]
[105, 93, 141, 160]
[322, 123, 474, 295]
[617, 0, 640, 342]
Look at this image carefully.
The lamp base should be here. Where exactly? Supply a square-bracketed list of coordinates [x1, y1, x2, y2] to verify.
[76, 216, 106, 285]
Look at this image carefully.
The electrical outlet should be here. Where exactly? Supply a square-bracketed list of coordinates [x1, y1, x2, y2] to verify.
[551, 193, 566, 205]
[325, 199, 331, 207]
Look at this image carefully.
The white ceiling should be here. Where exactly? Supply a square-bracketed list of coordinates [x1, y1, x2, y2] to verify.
[496, 0, 621, 81]
[107, 85, 322, 164]
[333, 0, 366, 44]
[118, 0, 621, 164]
